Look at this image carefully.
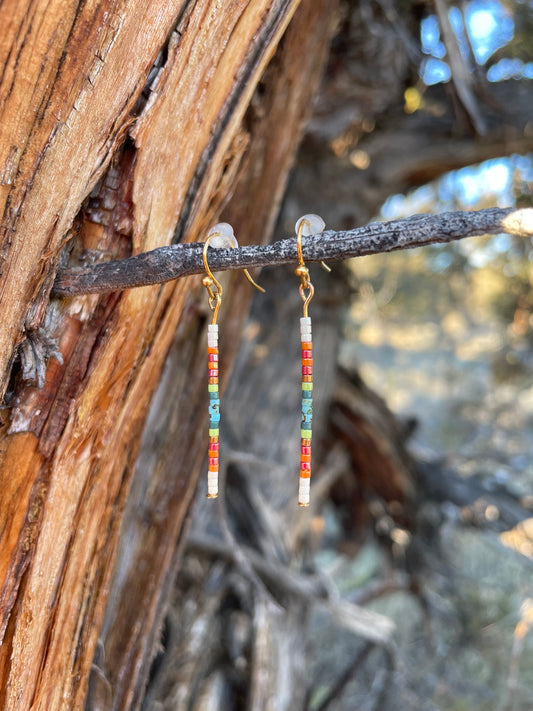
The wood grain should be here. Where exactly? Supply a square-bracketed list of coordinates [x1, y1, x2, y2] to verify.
[89, 1, 338, 707]
[0, 0, 184, 397]
[0, 0, 340, 708]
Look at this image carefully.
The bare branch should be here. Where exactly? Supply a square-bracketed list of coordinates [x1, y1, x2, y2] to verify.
[52, 207, 533, 297]
[434, 0, 487, 134]
[187, 532, 395, 647]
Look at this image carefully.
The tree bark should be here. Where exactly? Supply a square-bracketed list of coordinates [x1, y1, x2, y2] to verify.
[49, 206, 533, 295]
[0, 1, 337, 709]
[1, 0, 531, 708]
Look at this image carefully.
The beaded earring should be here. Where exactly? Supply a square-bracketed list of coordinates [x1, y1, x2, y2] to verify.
[294, 214, 327, 507]
[202, 223, 264, 499]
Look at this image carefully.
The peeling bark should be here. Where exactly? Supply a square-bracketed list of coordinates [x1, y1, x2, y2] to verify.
[0, 1, 337, 708]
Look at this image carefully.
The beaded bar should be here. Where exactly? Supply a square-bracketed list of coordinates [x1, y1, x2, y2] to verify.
[207, 324, 219, 498]
[299, 316, 313, 506]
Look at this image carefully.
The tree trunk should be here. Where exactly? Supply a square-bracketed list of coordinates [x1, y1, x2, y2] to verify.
[0, 2, 337, 708]
[2, 0, 530, 708]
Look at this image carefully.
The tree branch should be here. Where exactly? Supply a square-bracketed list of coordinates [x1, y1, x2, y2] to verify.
[52, 207, 533, 297]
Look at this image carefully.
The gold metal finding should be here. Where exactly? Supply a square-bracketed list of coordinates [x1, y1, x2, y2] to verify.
[295, 220, 315, 318]
[203, 235, 223, 324]
[242, 269, 265, 293]
[203, 230, 265, 324]
[296, 216, 330, 274]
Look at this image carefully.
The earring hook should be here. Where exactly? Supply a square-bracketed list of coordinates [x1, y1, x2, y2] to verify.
[296, 213, 331, 317]
[295, 213, 331, 277]
[295, 219, 314, 318]
[203, 224, 265, 324]
[203, 233, 223, 324]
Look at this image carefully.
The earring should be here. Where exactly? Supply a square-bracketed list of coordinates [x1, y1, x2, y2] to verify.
[294, 214, 326, 507]
[203, 223, 264, 499]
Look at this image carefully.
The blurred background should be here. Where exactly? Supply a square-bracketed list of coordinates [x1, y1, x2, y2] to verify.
[143, 2, 533, 709]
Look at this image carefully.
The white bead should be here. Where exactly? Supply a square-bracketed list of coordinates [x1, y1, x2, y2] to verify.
[295, 214, 325, 236]
[208, 223, 238, 249]
[208, 324, 219, 332]
[298, 478, 311, 506]
[208, 473, 218, 494]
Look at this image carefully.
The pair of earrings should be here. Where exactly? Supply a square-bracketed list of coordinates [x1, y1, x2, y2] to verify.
[202, 214, 326, 507]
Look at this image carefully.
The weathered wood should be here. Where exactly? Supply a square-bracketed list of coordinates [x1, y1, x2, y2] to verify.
[50, 206, 533, 295]
[290, 0, 533, 228]
[88, 2, 338, 707]
[328, 368, 420, 535]
[0, 1, 340, 708]
[0, 0, 183, 397]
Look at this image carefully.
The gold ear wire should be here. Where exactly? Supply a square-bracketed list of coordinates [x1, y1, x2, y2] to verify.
[203, 233, 223, 325]
[295, 219, 314, 318]
[202, 232, 265, 320]
[295, 214, 330, 274]
[243, 268, 265, 293]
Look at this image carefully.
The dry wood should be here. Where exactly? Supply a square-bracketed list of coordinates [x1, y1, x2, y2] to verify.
[1, 0, 530, 708]
[187, 533, 395, 646]
[0, 0, 184, 399]
[84, 3, 339, 708]
[0, 1, 339, 708]
[434, 0, 487, 134]
[51, 206, 533, 295]
[294, 0, 533, 230]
